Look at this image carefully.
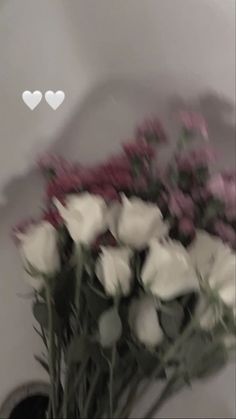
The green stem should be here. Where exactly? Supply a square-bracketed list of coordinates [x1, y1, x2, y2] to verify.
[45, 282, 57, 418]
[109, 345, 116, 418]
[62, 368, 69, 419]
[117, 376, 141, 419]
[75, 244, 84, 330]
[144, 371, 183, 419]
[119, 315, 199, 418]
[56, 334, 62, 412]
[62, 358, 89, 418]
[82, 366, 100, 418]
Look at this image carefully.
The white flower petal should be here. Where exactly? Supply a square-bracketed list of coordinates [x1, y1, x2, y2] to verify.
[19, 221, 60, 276]
[112, 195, 167, 249]
[189, 231, 236, 313]
[54, 193, 107, 245]
[99, 307, 122, 348]
[96, 247, 133, 296]
[142, 240, 199, 300]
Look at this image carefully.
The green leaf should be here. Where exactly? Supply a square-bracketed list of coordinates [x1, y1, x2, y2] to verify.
[203, 199, 224, 223]
[183, 333, 208, 372]
[53, 266, 76, 320]
[160, 302, 184, 339]
[129, 343, 160, 376]
[85, 285, 111, 320]
[196, 343, 228, 378]
[66, 335, 91, 364]
[175, 331, 228, 379]
[34, 355, 49, 374]
[90, 343, 109, 371]
[33, 302, 48, 329]
[99, 307, 122, 348]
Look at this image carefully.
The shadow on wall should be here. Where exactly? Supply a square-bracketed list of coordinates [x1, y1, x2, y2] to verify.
[0, 80, 235, 226]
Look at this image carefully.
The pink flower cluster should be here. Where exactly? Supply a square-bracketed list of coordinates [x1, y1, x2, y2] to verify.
[207, 173, 236, 221]
[43, 208, 63, 228]
[176, 146, 216, 172]
[46, 169, 83, 200]
[178, 217, 195, 236]
[179, 111, 208, 139]
[46, 154, 135, 201]
[123, 138, 156, 160]
[169, 190, 195, 219]
[16, 113, 234, 250]
[135, 117, 167, 144]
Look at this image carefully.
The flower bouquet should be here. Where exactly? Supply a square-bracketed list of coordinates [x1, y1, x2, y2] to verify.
[14, 112, 236, 418]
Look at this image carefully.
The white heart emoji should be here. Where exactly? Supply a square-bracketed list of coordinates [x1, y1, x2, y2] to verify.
[45, 90, 65, 110]
[22, 90, 42, 110]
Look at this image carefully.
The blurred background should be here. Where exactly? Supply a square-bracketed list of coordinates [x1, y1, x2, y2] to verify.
[0, 1, 235, 417]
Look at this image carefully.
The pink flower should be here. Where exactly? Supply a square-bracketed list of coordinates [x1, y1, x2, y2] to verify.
[46, 170, 82, 200]
[102, 154, 131, 171]
[169, 190, 195, 219]
[42, 208, 63, 228]
[179, 217, 195, 236]
[207, 174, 236, 220]
[214, 221, 236, 248]
[88, 185, 119, 201]
[222, 170, 236, 183]
[207, 174, 226, 199]
[179, 111, 208, 139]
[136, 117, 167, 144]
[177, 146, 216, 172]
[92, 165, 134, 190]
[123, 138, 156, 160]
[191, 186, 209, 201]
[93, 232, 117, 250]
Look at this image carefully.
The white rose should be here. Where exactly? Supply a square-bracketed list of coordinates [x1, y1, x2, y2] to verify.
[142, 239, 199, 300]
[129, 296, 164, 347]
[99, 307, 122, 347]
[96, 247, 133, 296]
[54, 193, 107, 245]
[188, 230, 229, 279]
[17, 221, 60, 283]
[109, 195, 168, 249]
[189, 231, 236, 328]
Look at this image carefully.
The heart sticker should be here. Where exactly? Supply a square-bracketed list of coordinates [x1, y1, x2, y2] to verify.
[45, 90, 65, 110]
[22, 91, 42, 110]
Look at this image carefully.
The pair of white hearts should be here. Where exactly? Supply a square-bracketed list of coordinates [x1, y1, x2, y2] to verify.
[22, 90, 65, 110]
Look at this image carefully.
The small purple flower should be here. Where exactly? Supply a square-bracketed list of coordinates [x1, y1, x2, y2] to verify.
[207, 173, 236, 220]
[136, 117, 167, 144]
[169, 190, 195, 219]
[179, 217, 195, 236]
[191, 186, 209, 201]
[177, 146, 216, 172]
[88, 185, 119, 201]
[178, 111, 208, 139]
[123, 138, 156, 160]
